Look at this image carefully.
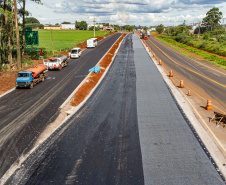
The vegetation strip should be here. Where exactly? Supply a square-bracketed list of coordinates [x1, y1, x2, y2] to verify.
[155, 36, 226, 69]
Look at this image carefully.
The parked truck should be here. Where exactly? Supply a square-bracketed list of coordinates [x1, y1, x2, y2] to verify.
[16, 64, 48, 89]
[43, 55, 68, 70]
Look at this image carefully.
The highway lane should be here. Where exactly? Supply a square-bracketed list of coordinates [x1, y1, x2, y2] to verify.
[6, 34, 224, 184]
[0, 33, 121, 178]
[7, 33, 144, 185]
[147, 36, 226, 113]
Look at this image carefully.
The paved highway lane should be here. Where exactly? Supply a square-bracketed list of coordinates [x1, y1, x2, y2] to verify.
[8, 33, 144, 185]
[7, 34, 224, 184]
[147, 36, 226, 112]
[0, 33, 121, 178]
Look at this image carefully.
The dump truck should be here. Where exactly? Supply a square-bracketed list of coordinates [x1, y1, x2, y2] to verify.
[16, 64, 48, 89]
[43, 55, 68, 70]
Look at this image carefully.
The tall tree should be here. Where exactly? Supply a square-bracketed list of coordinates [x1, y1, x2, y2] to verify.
[13, 0, 21, 69]
[4, 0, 12, 65]
[156, 24, 164, 34]
[203, 7, 223, 31]
[79, 21, 87, 30]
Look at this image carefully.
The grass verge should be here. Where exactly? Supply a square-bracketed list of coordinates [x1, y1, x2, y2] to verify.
[155, 36, 226, 70]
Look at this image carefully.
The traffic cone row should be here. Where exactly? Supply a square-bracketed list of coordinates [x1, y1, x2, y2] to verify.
[167, 70, 214, 111]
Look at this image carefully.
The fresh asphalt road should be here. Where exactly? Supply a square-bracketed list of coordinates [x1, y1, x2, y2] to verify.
[0, 33, 121, 179]
[146, 36, 226, 112]
[6, 34, 224, 184]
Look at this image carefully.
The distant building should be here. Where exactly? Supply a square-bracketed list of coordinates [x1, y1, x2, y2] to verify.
[62, 23, 75, 30]
[191, 22, 205, 30]
[87, 23, 104, 30]
[103, 26, 114, 31]
[44, 25, 62, 30]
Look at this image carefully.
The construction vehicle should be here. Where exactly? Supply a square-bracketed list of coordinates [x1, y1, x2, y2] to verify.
[44, 55, 68, 70]
[16, 64, 47, 89]
[141, 33, 148, 40]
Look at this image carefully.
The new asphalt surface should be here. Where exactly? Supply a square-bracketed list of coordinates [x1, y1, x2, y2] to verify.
[5, 34, 224, 184]
[0, 33, 122, 179]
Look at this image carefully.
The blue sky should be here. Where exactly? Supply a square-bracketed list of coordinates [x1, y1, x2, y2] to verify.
[26, 0, 226, 26]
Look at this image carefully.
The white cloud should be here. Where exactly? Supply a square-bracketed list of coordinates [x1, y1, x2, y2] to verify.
[55, 3, 62, 8]
[25, 0, 226, 26]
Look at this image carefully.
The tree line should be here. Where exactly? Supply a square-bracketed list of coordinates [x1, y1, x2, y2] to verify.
[0, 0, 42, 70]
[156, 7, 224, 37]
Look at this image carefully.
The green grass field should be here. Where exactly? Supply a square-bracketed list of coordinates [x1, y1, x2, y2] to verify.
[35, 30, 110, 52]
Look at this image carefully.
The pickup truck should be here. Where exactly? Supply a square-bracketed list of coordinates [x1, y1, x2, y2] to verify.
[44, 55, 68, 70]
[15, 64, 47, 89]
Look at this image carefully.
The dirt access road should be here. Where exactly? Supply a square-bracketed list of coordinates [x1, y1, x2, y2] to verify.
[0, 33, 122, 179]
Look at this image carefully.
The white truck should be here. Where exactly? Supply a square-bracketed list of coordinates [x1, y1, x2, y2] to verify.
[69, 48, 82, 59]
[43, 55, 68, 70]
[87, 38, 98, 48]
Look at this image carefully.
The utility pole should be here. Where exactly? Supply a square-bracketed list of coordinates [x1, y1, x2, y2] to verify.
[198, 22, 201, 39]
[93, 18, 96, 37]
[51, 24, 54, 55]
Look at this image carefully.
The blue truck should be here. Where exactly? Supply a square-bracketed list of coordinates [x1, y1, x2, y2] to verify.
[15, 64, 48, 89]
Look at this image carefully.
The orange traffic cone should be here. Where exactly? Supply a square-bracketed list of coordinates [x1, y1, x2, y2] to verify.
[153, 53, 155, 57]
[149, 48, 152, 52]
[205, 99, 213, 110]
[179, 80, 184, 88]
[169, 70, 173, 77]
[159, 60, 162, 65]
[187, 90, 191, 96]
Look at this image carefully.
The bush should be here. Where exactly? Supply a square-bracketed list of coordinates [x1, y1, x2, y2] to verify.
[24, 47, 48, 60]
[203, 34, 210, 40]
[220, 35, 226, 41]
[175, 33, 187, 43]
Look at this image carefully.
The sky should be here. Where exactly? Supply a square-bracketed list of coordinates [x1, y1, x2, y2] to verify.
[26, 0, 226, 27]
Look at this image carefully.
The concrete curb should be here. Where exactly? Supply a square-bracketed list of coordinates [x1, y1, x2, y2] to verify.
[140, 35, 226, 180]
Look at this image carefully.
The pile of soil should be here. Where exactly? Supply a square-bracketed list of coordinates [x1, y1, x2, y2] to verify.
[70, 33, 127, 106]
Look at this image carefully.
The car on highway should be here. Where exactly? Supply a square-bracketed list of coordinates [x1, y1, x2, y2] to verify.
[69, 48, 82, 59]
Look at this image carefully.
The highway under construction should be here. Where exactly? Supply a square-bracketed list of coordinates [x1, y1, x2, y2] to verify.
[0, 33, 226, 184]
